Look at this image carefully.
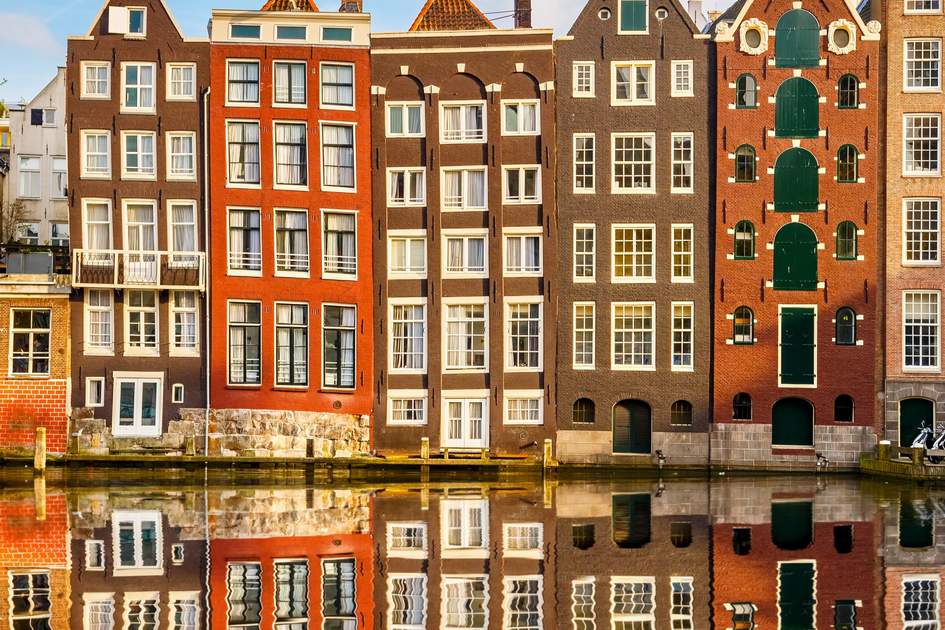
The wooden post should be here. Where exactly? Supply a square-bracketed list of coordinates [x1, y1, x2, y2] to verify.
[877, 440, 890, 461]
[33, 427, 47, 475]
[543, 439, 554, 468]
[185, 436, 196, 457]
[420, 437, 430, 460]
[33, 476, 46, 521]
[911, 447, 925, 466]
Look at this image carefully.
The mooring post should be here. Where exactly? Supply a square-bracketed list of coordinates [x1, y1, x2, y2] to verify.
[543, 439, 554, 468]
[877, 440, 890, 461]
[420, 437, 430, 460]
[33, 427, 47, 475]
[33, 476, 46, 521]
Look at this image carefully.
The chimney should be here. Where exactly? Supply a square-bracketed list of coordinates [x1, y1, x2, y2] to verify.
[707, 9, 722, 22]
[514, 0, 532, 28]
[339, 0, 362, 12]
[688, 0, 703, 22]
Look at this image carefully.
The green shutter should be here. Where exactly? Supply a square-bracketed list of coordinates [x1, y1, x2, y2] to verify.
[778, 562, 816, 630]
[620, 0, 647, 31]
[613, 400, 651, 454]
[775, 78, 819, 138]
[774, 224, 818, 291]
[613, 494, 652, 548]
[775, 10, 820, 68]
[779, 309, 816, 387]
[899, 398, 934, 447]
[772, 501, 813, 549]
[775, 148, 819, 212]
[772, 397, 815, 445]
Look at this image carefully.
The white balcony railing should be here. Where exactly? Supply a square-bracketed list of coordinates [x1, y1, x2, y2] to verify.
[72, 249, 206, 291]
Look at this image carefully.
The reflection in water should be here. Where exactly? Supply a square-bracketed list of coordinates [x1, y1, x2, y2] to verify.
[0, 477, 943, 628]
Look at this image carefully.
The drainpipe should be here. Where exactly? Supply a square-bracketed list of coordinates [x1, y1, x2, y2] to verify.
[202, 85, 211, 459]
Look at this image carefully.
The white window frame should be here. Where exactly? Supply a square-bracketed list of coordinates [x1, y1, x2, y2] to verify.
[902, 574, 941, 630]
[612, 223, 656, 283]
[51, 157, 67, 199]
[387, 167, 427, 207]
[166, 131, 197, 181]
[124, 290, 159, 357]
[319, 121, 358, 193]
[573, 133, 596, 194]
[225, 119, 262, 188]
[671, 132, 694, 193]
[321, 209, 359, 280]
[386, 522, 429, 558]
[671, 301, 695, 372]
[43, 108, 56, 126]
[386, 101, 426, 138]
[119, 62, 156, 114]
[903, 113, 942, 177]
[227, 206, 262, 276]
[17, 156, 41, 199]
[505, 297, 543, 372]
[442, 297, 489, 373]
[81, 61, 111, 100]
[503, 390, 544, 426]
[84, 288, 114, 356]
[82, 198, 113, 252]
[502, 576, 543, 629]
[273, 301, 310, 388]
[319, 61, 356, 111]
[571, 578, 596, 630]
[439, 100, 487, 144]
[170, 291, 199, 357]
[388, 573, 428, 630]
[902, 198, 941, 266]
[671, 60, 694, 97]
[440, 167, 487, 211]
[227, 300, 262, 386]
[112, 511, 163, 576]
[388, 229, 427, 279]
[389, 298, 427, 375]
[84, 540, 106, 570]
[904, 38, 942, 93]
[120, 130, 157, 180]
[387, 391, 429, 428]
[903, 290, 941, 372]
[573, 223, 597, 282]
[442, 575, 490, 629]
[617, 0, 650, 34]
[225, 59, 261, 107]
[671, 223, 695, 282]
[670, 577, 694, 629]
[272, 59, 308, 107]
[573, 301, 596, 370]
[611, 61, 656, 106]
[503, 227, 542, 277]
[502, 165, 541, 204]
[81, 130, 112, 179]
[321, 303, 357, 390]
[169, 591, 199, 627]
[111, 373, 163, 437]
[440, 499, 489, 557]
[442, 229, 489, 279]
[167, 199, 199, 266]
[273, 120, 309, 190]
[572, 61, 595, 98]
[501, 99, 540, 136]
[273, 207, 310, 278]
[85, 377, 106, 408]
[166, 62, 197, 102]
[171, 384, 185, 405]
[611, 576, 656, 627]
[905, 0, 942, 13]
[612, 301, 656, 371]
[612, 132, 656, 194]
[126, 6, 147, 36]
[502, 523, 543, 558]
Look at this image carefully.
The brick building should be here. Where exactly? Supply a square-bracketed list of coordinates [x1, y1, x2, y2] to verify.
[207, 0, 374, 457]
[711, 0, 883, 468]
[553, 0, 713, 465]
[370, 0, 557, 459]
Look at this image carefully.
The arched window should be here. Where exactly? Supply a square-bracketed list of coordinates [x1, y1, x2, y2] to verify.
[836, 222, 857, 260]
[671, 522, 693, 548]
[775, 9, 821, 68]
[774, 148, 819, 212]
[572, 524, 595, 550]
[836, 308, 856, 345]
[775, 77, 820, 138]
[736, 74, 758, 108]
[835, 394, 854, 422]
[733, 307, 754, 344]
[670, 400, 693, 426]
[773, 223, 818, 290]
[838, 144, 859, 182]
[733, 393, 752, 420]
[573, 398, 595, 424]
[838, 74, 859, 109]
[734, 220, 755, 259]
[735, 145, 756, 182]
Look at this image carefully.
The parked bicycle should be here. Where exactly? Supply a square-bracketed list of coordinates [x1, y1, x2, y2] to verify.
[909, 422, 945, 464]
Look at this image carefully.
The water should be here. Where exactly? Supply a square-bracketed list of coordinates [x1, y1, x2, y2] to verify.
[1, 471, 942, 629]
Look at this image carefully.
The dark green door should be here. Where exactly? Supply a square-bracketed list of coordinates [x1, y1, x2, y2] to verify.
[613, 400, 651, 454]
[900, 398, 934, 447]
[612, 494, 651, 548]
[780, 308, 816, 387]
[775, 9, 820, 68]
[899, 496, 933, 549]
[779, 562, 816, 630]
[776, 78, 819, 138]
[774, 224, 818, 290]
[772, 501, 813, 550]
[772, 397, 815, 445]
[774, 148, 819, 212]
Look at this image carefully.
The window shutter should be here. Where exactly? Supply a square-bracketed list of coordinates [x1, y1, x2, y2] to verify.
[775, 10, 820, 68]
[775, 78, 818, 138]
[774, 148, 819, 212]
[620, 0, 647, 31]
[774, 224, 818, 291]
[107, 6, 129, 34]
[30, 109, 43, 126]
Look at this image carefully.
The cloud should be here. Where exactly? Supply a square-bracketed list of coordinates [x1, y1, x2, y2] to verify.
[0, 12, 61, 56]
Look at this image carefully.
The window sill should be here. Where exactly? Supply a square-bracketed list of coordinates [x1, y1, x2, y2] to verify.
[272, 102, 309, 109]
[8, 374, 51, 380]
[80, 95, 112, 101]
[319, 387, 356, 394]
[274, 271, 311, 279]
[167, 175, 198, 183]
[167, 96, 198, 103]
[118, 109, 157, 116]
[389, 273, 428, 280]
[224, 101, 261, 108]
[273, 385, 309, 391]
[611, 365, 657, 372]
[385, 134, 427, 140]
[121, 173, 158, 182]
[273, 184, 310, 192]
[123, 350, 160, 358]
[81, 173, 113, 180]
[227, 269, 263, 277]
[84, 349, 115, 357]
[321, 273, 358, 282]
[226, 384, 262, 389]
[320, 103, 357, 112]
[225, 182, 263, 190]
[169, 349, 200, 358]
[321, 185, 358, 194]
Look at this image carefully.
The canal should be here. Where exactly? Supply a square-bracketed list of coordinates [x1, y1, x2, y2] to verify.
[0, 472, 941, 628]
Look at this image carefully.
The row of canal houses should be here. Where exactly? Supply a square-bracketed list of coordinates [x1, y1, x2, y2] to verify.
[3, 0, 945, 468]
[2, 479, 944, 628]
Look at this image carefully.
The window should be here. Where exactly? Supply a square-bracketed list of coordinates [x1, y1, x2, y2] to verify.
[612, 62, 654, 105]
[904, 114, 941, 176]
[612, 578, 655, 627]
[323, 305, 356, 388]
[273, 61, 307, 107]
[82, 61, 110, 98]
[170, 593, 199, 629]
[227, 121, 261, 185]
[167, 63, 196, 101]
[619, 0, 648, 32]
[775, 10, 820, 67]
[442, 168, 486, 210]
[122, 131, 156, 178]
[902, 576, 940, 630]
[836, 307, 856, 345]
[323, 559, 357, 628]
[736, 74, 758, 108]
[733, 393, 752, 420]
[672, 133, 694, 192]
[442, 500, 488, 553]
[82, 131, 111, 178]
[51, 223, 70, 247]
[390, 301, 426, 372]
[83, 200, 113, 253]
[228, 208, 262, 272]
[85, 540, 106, 569]
[735, 145, 756, 182]
[17, 156, 40, 198]
[227, 61, 260, 104]
[835, 394, 854, 422]
[388, 394, 427, 427]
[904, 198, 940, 264]
[388, 168, 426, 206]
[671, 400, 693, 426]
[126, 291, 158, 353]
[11, 309, 50, 376]
[502, 100, 539, 135]
[573, 524, 595, 550]
[906, 0, 942, 10]
[733, 306, 754, 344]
[52, 157, 67, 198]
[672, 302, 694, 370]
[506, 302, 542, 370]
[320, 63, 354, 108]
[444, 232, 486, 276]
[127, 7, 146, 34]
[86, 377, 105, 407]
[445, 302, 487, 370]
[389, 232, 427, 277]
[574, 224, 596, 281]
[838, 74, 859, 108]
[727, 602, 757, 629]
[441, 102, 485, 142]
[10, 572, 51, 629]
[172, 384, 184, 404]
[672, 61, 693, 96]
[904, 291, 940, 370]
[39, 108, 54, 127]
[113, 378, 162, 436]
[228, 301, 261, 385]
[274, 122, 308, 187]
[227, 563, 262, 629]
[321, 123, 356, 190]
[573, 62, 595, 97]
[322, 212, 357, 278]
[230, 24, 261, 39]
[504, 231, 541, 275]
[505, 394, 543, 426]
[84, 594, 114, 630]
[734, 220, 755, 259]
[503, 576, 543, 629]
[613, 133, 655, 192]
[671, 579, 694, 630]
[574, 134, 596, 192]
[15, 223, 39, 246]
[836, 221, 858, 260]
[388, 522, 428, 556]
[837, 144, 859, 183]
[573, 399, 595, 424]
[905, 39, 941, 92]
[571, 579, 596, 630]
[573, 302, 596, 368]
[503, 166, 541, 203]
[612, 302, 655, 370]
[167, 132, 196, 180]
[443, 576, 488, 629]
[276, 303, 308, 386]
[389, 575, 427, 629]
[275, 209, 309, 274]
[171, 291, 199, 354]
[387, 102, 424, 137]
[276, 25, 306, 40]
[121, 62, 155, 112]
[672, 224, 694, 281]
[613, 224, 655, 282]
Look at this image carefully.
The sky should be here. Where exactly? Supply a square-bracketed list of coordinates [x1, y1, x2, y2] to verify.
[0, 0, 732, 105]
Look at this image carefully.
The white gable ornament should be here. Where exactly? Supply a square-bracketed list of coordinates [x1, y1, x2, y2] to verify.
[827, 19, 857, 55]
[739, 18, 769, 55]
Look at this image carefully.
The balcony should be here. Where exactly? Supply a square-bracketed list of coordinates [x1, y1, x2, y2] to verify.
[72, 249, 206, 291]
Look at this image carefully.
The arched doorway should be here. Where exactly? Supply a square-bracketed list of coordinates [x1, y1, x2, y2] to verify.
[774, 223, 818, 290]
[774, 148, 819, 212]
[772, 500, 813, 550]
[900, 398, 934, 447]
[613, 494, 651, 548]
[772, 397, 814, 446]
[613, 400, 651, 454]
[775, 77, 819, 138]
[775, 9, 820, 68]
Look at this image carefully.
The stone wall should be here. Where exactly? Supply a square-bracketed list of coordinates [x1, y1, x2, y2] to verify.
[711, 423, 877, 470]
[556, 430, 709, 466]
[884, 380, 945, 446]
[72, 409, 203, 456]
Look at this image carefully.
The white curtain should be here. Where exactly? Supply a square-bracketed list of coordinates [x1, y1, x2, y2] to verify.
[465, 105, 482, 138]
[636, 66, 649, 100]
[446, 239, 463, 271]
[444, 107, 462, 139]
[228, 62, 259, 102]
[523, 103, 537, 132]
[228, 123, 260, 183]
[321, 64, 353, 106]
[229, 210, 260, 268]
[467, 171, 485, 207]
[325, 214, 355, 272]
[275, 63, 305, 103]
[388, 107, 404, 135]
[444, 171, 461, 207]
[409, 240, 424, 270]
[407, 105, 422, 134]
[392, 305, 423, 370]
[171, 136, 193, 175]
[389, 171, 405, 203]
[409, 171, 425, 203]
[275, 123, 306, 185]
[87, 204, 110, 250]
[126, 205, 155, 251]
[340, 307, 355, 386]
[322, 125, 354, 188]
[86, 134, 108, 172]
[506, 238, 521, 271]
[525, 237, 540, 270]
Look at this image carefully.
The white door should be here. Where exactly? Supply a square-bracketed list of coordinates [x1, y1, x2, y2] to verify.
[442, 399, 488, 449]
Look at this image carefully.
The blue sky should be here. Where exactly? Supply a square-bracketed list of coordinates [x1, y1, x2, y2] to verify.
[0, 0, 728, 105]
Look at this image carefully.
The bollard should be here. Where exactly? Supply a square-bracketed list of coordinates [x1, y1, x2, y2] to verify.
[911, 447, 925, 466]
[420, 437, 430, 460]
[543, 439, 554, 468]
[877, 440, 890, 461]
[33, 476, 46, 521]
[33, 427, 47, 475]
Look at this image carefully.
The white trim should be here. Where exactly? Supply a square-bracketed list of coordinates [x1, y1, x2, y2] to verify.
[903, 38, 943, 94]
[224, 119, 262, 188]
[226, 206, 263, 277]
[503, 390, 544, 426]
[572, 301, 596, 370]
[319, 120, 358, 193]
[502, 226, 543, 278]
[572, 133, 596, 194]
[439, 100, 487, 144]
[386, 390, 429, 427]
[320, 208, 359, 281]
[119, 61, 157, 114]
[611, 223, 656, 283]
[902, 197, 942, 267]
[502, 165, 542, 205]
[441, 296, 489, 373]
[224, 59, 261, 108]
[165, 62, 197, 102]
[500, 99, 540, 136]
[119, 130, 157, 181]
[271, 59, 308, 108]
[441, 228, 489, 279]
[110, 375, 164, 438]
[386, 523, 428, 558]
[671, 301, 695, 372]
[572, 61, 596, 98]
[226, 299, 262, 387]
[387, 167, 427, 207]
[79, 130, 112, 180]
[611, 132, 656, 194]
[385, 101, 426, 138]
[611, 301, 657, 371]
[440, 166, 488, 211]
[617, 0, 650, 34]
[504, 297, 543, 373]
[165, 131, 198, 182]
[670, 132, 695, 194]
[670, 60, 694, 97]
[79, 61, 111, 100]
[902, 290, 942, 373]
[85, 377, 106, 408]
[319, 60, 356, 111]
[610, 61, 656, 106]
[388, 229, 428, 280]
[272, 119, 309, 191]
[388, 297, 428, 375]
[573, 223, 596, 282]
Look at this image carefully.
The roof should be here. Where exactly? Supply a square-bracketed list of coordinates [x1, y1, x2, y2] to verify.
[708, 0, 748, 32]
[409, 0, 495, 31]
[260, 0, 319, 10]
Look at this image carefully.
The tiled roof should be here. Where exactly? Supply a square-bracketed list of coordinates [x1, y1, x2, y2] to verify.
[409, 0, 495, 31]
[260, 0, 319, 11]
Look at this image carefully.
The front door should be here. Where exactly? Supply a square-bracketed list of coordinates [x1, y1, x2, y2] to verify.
[612, 494, 652, 549]
[613, 400, 651, 454]
[443, 399, 488, 449]
[780, 308, 816, 385]
[900, 398, 934, 447]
